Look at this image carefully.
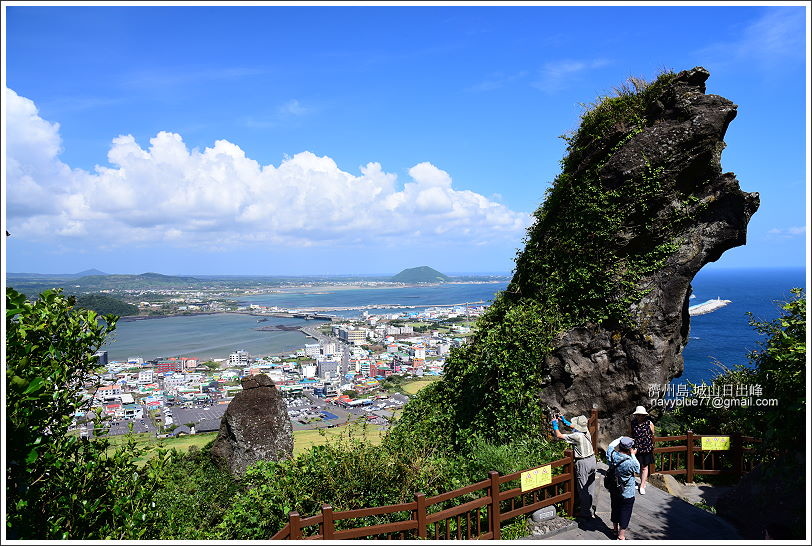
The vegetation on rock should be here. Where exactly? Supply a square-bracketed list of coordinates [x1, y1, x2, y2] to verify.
[389, 71, 692, 451]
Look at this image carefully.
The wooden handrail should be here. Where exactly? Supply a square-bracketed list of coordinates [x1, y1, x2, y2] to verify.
[426, 478, 489, 505]
[270, 408, 759, 540]
[332, 500, 417, 520]
[499, 454, 571, 484]
[426, 495, 491, 524]
[499, 490, 571, 522]
[653, 429, 762, 482]
[333, 519, 416, 540]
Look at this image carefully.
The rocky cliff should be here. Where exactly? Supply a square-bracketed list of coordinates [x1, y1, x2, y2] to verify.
[537, 67, 759, 444]
[210, 374, 293, 476]
[390, 67, 759, 450]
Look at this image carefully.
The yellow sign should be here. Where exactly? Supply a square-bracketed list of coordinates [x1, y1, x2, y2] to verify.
[520, 465, 552, 492]
[701, 436, 731, 450]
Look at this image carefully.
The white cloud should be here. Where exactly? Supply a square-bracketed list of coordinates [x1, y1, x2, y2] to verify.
[5, 88, 531, 251]
[277, 99, 310, 117]
[532, 58, 611, 93]
[766, 226, 806, 239]
[696, 7, 805, 71]
[466, 70, 529, 92]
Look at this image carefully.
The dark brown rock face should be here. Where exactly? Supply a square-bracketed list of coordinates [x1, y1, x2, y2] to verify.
[210, 374, 293, 476]
[539, 67, 759, 446]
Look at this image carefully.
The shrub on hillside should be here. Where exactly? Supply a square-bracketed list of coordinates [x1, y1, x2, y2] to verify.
[6, 287, 163, 539]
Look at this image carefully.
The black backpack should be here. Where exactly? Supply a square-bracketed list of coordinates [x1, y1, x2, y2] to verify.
[604, 451, 631, 493]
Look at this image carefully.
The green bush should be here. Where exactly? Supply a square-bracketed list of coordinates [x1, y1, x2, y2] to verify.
[215, 428, 563, 539]
[5, 287, 164, 539]
[142, 445, 241, 539]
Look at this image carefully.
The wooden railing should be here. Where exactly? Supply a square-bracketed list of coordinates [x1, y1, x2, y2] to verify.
[652, 430, 762, 483]
[270, 449, 576, 540]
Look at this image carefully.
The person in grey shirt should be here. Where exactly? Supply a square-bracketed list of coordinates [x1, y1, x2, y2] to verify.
[551, 413, 596, 519]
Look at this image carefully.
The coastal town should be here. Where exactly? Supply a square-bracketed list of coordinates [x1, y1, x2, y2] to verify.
[75, 302, 487, 439]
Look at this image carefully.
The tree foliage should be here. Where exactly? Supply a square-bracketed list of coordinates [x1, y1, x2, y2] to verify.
[5, 287, 164, 539]
[74, 293, 138, 316]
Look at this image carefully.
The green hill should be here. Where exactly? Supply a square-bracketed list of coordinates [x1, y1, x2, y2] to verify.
[391, 266, 450, 283]
[74, 294, 138, 316]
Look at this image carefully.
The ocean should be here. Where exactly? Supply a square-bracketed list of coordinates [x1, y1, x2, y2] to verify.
[102, 268, 805, 385]
[678, 267, 805, 385]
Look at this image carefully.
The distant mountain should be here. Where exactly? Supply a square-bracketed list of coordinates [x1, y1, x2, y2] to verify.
[72, 268, 108, 277]
[70, 272, 205, 290]
[391, 266, 450, 283]
[7, 269, 108, 279]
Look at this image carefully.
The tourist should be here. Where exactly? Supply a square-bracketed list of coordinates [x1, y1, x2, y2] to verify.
[606, 436, 640, 540]
[629, 406, 655, 494]
[551, 413, 596, 519]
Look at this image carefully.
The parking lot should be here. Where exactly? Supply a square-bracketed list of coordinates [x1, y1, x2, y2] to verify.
[169, 405, 227, 431]
[84, 389, 410, 437]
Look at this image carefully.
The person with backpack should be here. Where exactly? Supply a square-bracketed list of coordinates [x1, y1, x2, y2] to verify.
[551, 414, 596, 519]
[606, 436, 640, 540]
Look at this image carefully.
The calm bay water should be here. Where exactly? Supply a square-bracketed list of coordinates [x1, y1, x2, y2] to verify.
[103, 269, 805, 384]
[102, 313, 317, 362]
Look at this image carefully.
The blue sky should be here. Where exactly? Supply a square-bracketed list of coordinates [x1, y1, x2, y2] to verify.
[2, 4, 809, 275]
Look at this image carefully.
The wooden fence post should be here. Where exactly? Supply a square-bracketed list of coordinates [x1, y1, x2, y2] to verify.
[289, 512, 301, 540]
[732, 432, 744, 479]
[564, 448, 575, 517]
[322, 504, 335, 540]
[588, 408, 599, 456]
[489, 471, 501, 540]
[415, 492, 427, 539]
[686, 430, 695, 484]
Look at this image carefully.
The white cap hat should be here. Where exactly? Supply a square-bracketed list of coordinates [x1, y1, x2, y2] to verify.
[632, 405, 649, 415]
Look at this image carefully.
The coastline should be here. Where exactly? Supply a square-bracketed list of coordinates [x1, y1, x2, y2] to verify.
[254, 279, 506, 295]
[119, 311, 221, 322]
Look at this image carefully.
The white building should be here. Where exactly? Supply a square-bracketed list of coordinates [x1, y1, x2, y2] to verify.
[305, 343, 321, 358]
[164, 374, 188, 390]
[138, 369, 154, 384]
[337, 327, 367, 345]
[228, 350, 251, 367]
[409, 345, 426, 360]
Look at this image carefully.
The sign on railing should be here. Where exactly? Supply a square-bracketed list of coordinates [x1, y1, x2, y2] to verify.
[520, 464, 552, 492]
[701, 436, 730, 450]
[652, 430, 761, 483]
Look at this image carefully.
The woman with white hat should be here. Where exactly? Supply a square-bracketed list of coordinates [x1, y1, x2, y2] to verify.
[629, 406, 655, 494]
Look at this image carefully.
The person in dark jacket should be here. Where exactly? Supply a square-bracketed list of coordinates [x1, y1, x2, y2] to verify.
[629, 406, 655, 494]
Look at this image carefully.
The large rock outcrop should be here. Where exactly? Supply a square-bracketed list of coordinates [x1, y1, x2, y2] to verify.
[210, 374, 293, 477]
[390, 67, 759, 451]
[537, 67, 759, 444]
